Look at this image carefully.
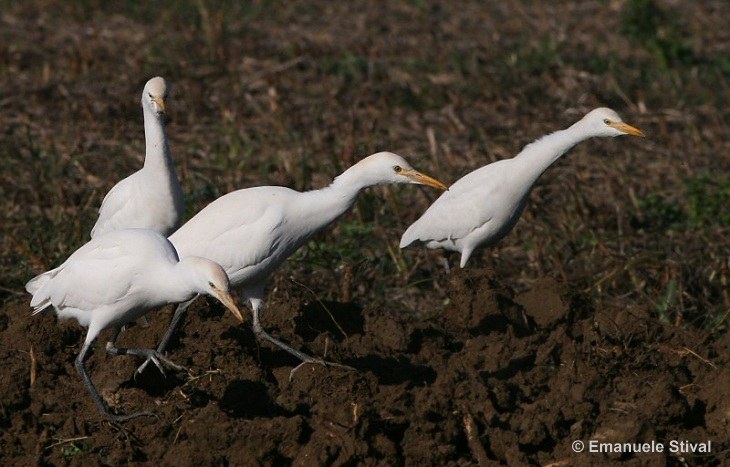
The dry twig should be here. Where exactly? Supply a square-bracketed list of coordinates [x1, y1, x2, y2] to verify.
[462, 412, 489, 466]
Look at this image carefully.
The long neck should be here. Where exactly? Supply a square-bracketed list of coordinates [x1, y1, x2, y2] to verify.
[296, 177, 363, 228]
[291, 162, 382, 231]
[142, 105, 173, 172]
[514, 120, 593, 183]
[154, 262, 198, 305]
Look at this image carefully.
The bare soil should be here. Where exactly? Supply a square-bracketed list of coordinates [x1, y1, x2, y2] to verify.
[1, 0, 728, 465]
[1, 269, 727, 465]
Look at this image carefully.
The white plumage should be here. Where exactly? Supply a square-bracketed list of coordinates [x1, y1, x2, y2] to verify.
[145, 152, 448, 377]
[90, 77, 184, 238]
[400, 108, 645, 268]
[26, 228, 243, 421]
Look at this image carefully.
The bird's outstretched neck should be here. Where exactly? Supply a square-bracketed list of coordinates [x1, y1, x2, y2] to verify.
[330, 158, 389, 193]
[294, 173, 365, 229]
[514, 119, 596, 184]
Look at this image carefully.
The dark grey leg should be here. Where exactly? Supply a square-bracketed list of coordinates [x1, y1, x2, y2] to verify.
[77, 332, 157, 422]
[155, 297, 197, 354]
[249, 296, 355, 381]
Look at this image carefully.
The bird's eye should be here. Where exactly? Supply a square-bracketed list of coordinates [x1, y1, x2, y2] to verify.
[393, 165, 402, 173]
[208, 281, 215, 288]
[149, 93, 154, 99]
[603, 118, 611, 125]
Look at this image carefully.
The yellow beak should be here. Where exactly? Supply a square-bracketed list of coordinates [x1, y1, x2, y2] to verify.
[152, 96, 166, 115]
[402, 169, 449, 191]
[609, 121, 645, 137]
[214, 290, 245, 322]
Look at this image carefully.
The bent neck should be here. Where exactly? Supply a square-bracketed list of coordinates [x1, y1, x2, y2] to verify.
[155, 261, 199, 305]
[142, 106, 172, 172]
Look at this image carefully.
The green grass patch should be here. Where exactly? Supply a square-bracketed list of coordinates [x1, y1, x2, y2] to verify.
[686, 173, 730, 228]
[620, 0, 694, 70]
[635, 173, 730, 230]
[294, 221, 376, 269]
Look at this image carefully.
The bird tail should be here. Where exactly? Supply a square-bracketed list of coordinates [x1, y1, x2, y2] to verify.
[25, 268, 60, 315]
[399, 224, 420, 249]
[29, 297, 52, 315]
[25, 270, 53, 294]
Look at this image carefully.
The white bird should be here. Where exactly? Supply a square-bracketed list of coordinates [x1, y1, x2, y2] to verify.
[26, 229, 244, 422]
[400, 107, 645, 268]
[90, 77, 184, 238]
[141, 152, 448, 378]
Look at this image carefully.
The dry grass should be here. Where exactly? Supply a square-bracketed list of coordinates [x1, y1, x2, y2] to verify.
[1, 0, 728, 330]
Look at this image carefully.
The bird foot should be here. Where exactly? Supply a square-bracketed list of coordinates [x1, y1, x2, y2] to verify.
[251, 326, 356, 381]
[134, 350, 188, 380]
[105, 342, 188, 379]
[106, 410, 159, 423]
[439, 256, 451, 274]
[288, 358, 356, 381]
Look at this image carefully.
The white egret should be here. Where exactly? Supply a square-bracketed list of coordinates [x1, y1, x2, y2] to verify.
[26, 229, 244, 422]
[90, 77, 184, 238]
[400, 108, 645, 268]
[141, 152, 448, 378]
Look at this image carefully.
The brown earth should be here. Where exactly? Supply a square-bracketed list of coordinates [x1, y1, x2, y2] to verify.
[1, 269, 726, 465]
[1, 0, 729, 465]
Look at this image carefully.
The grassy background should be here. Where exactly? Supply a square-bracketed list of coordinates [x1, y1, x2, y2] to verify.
[1, 0, 728, 331]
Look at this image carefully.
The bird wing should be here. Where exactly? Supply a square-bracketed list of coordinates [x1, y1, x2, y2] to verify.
[91, 162, 184, 238]
[169, 187, 291, 283]
[90, 173, 139, 238]
[41, 245, 129, 311]
[28, 230, 171, 316]
[400, 161, 513, 247]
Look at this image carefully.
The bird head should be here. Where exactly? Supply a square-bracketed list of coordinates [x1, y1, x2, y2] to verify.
[142, 76, 168, 118]
[182, 257, 244, 322]
[356, 152, 449, 190]
[581, 107, 645, 138]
